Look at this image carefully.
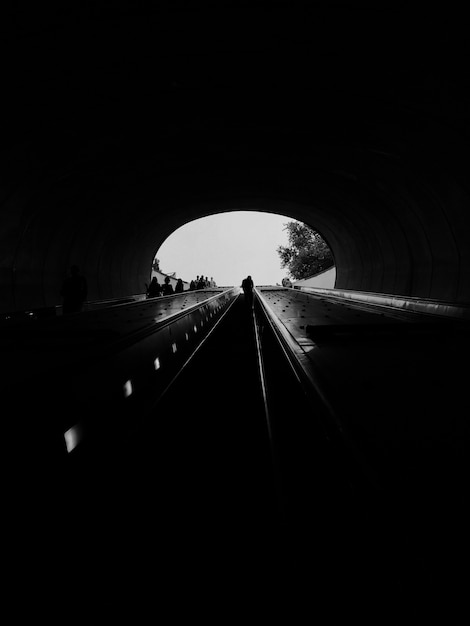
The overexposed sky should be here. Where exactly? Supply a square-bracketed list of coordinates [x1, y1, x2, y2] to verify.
[155, 211, 295, 286]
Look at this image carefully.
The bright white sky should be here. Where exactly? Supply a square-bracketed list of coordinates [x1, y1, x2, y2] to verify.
[156, 211, 295, 286]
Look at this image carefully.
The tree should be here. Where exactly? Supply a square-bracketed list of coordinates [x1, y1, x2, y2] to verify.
[277, 222, 334, 280]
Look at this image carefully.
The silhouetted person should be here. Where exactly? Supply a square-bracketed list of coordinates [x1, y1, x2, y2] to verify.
[60, 265, 87, 315]
[175, 278, 184, 293]
[197, 276, 206, 289]
[189, 279, 196, 291]
[161, 276, 174, 296]
[147, 276, 161, 298]
[241, 275, 254, 308]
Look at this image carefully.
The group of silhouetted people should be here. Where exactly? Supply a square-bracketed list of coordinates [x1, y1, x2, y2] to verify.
[60, 266, 252, 313]
[146, 275, 185, 298]
[146, 273, 219, 298]
[189, 275, 216, 290]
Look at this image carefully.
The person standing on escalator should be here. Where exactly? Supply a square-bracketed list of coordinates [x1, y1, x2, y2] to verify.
[161, 276, 174, 296]
[147, 276, 162, 298]
[175, 278, 184, 293]
[241, 275, 254, 308]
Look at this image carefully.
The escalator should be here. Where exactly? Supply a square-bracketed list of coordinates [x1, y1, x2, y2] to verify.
[19, 291, 400, 618]
[69, 290, 364, 545]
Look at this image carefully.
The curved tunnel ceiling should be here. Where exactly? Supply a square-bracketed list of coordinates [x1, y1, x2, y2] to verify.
[1, 3, 470, 312]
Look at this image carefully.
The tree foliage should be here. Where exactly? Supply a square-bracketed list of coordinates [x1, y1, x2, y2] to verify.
[277, 222, 334, 280]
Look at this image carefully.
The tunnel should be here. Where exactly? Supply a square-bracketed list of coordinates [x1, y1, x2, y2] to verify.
[2, 4, 470, 619]
[2, 3, 470, 314]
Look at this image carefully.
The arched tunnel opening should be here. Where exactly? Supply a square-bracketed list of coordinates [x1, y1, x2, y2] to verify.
[2, 128, 470, 315]
[150, 210, 335, 291]
[2, 3, 470, 314]
[3, 160, 470, 316]
[2, 3, 470, 618]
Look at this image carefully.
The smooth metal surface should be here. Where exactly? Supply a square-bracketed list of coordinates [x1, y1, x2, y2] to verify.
[0, 289, 234, 386]
[295, 286, 470, 320]
[151, 290, 242, 404]
[255, 286, 470, 475]
[255, 288, 353, 436]
[10, 287, 241, 457]
[256, 287, 414, 350]
[254, 288, 380, 491]
[64, 288, 229, 337]
[63, 287, 240, 410]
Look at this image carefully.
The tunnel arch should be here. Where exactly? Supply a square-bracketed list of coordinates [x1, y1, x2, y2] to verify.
[2, 151, 470, 316]
[2, 4, 470, 313]
[148, 205, 338, 288]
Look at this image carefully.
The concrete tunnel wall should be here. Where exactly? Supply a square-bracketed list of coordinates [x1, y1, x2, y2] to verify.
[2, 4, 470, 314]
[2, 130, 470, 314]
